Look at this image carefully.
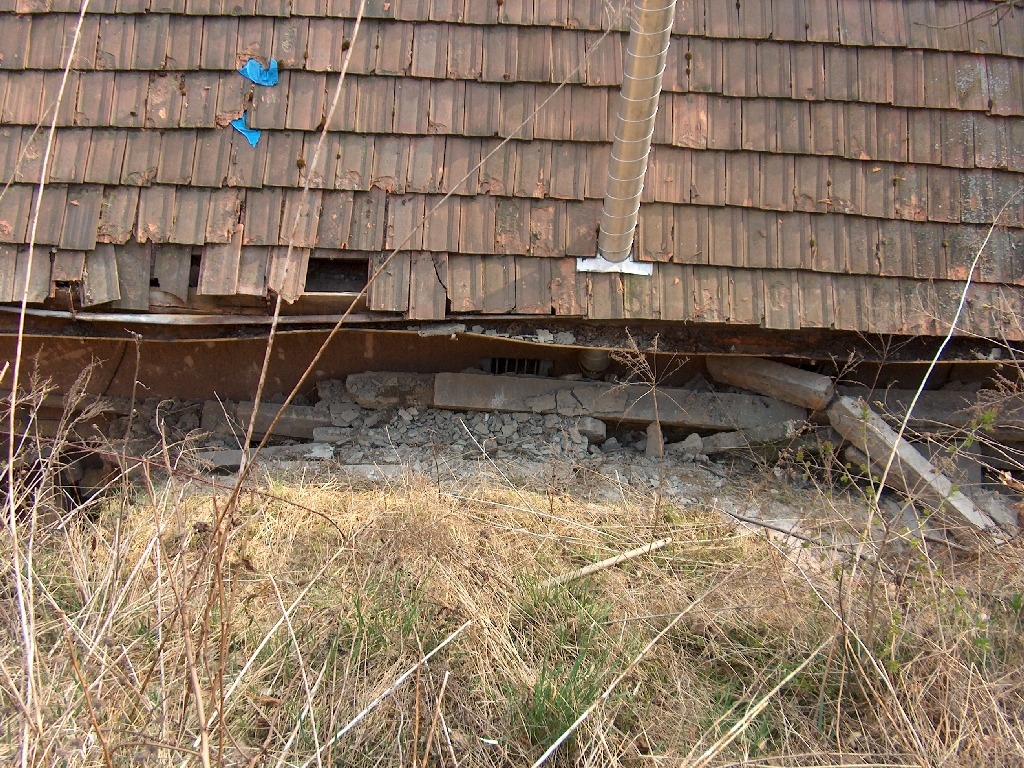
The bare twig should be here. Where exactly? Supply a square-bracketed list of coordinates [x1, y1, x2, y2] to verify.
[539, 537, 672, 588]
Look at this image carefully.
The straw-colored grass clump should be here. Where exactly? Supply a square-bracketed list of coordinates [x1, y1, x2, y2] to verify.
[3, 456, 1024, 766]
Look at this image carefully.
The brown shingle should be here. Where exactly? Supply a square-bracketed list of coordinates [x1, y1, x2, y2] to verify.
[907, 108, 941, 164]
[690, 150, 725, 206]
[777, 100, 811, 154]
[369, 135, 410, 193]
[121, 129, 161, 185]
[793, 156, 828, 214]
[514, 140, 551, 198]
[75, 72, 115, 128]
[0, 185, 31, 243]
[926, 166, 961, 222]
[759, 154, 794, 211]
[706, 1, 739, 38]
[585, 30, 623, 88]
[874, 106, 908, 162]
[645, 145, 690, 204]
[315, 190, 354, 248]
[744, 209, 778, 269]
[298, 131, 340, 189]
[440, 136, 480, 195]
[280, 189, 321, 248]
[0, 126, 21, 183]
[136, 185, 175, 243]
[200, 18, 239, 71]
[739, 0, 771, 39]
[421, 193, 460, 252]
[974, 114, 1008, 169]
[27, 13, 67, 70]
[756, 42, 791, 99]
[377, 21, 414, 76]
[828, 157, 864, 214]
[166, 17, 203, 71]
[335, 133, 373, 190]
[251, 70, 289, 129]
[482, 26, 517, 83]
[824, 46, 857, 101]
[464, 81, 500, 136]
[708, 207, 744, 267]
[549, 142, 584, 200]
[478, 138, 515, 196]
[60, 185, 102, 250]
[811, 101, 845, 156]
[965, 0, 1001, 55]
[354, 76, 395, 133]
[806, 0, 840, 43]
[838, 1, 873, 45]
[96, 16, 135, 71]
[725, 152, 759, 208]
[570, 86, 607, 141]
[192, 129, 233, 187]
[844, 103, 877, 160]
[892, 50, 924, 107]
[50, 129, 92, 184]
[2, 71, 43, 124]
[688, 38, 722, 93]
[894, 164, 927, 221]
[447, 24, 483, 79]
[156, 130, 197, 185]
[241, 187, 282, 245]
[671, 93, 708, 149]
[0, 16, 31, 70]
[857, 48, 893, 104]
[494, 197, 529, 254]
[284, 72, 326, 131]
[988, 58, 1024, 118]
[528, 199, 566, 257]
[941, 111, 975, 168]
[672, 206, 708, 264]
[262, 130, 303, 187]
[145, 73, 184, 129]
[181, 72, 221, 128]
[861, 163, 895, 219]
[410, 23, 449, 78]
[532, 84, 570, 140]
[741, 99, 778, 152]
[722, 41, 757, 98]
[790, 43, 823, 101]
[498, 83, 535, 139]
[870, 0, 906, 47]
[275, 18, 309, 70]
[111, 72, 148, 128]
[406, 136, 445, 193]
[348, 187, 387, 250]
[564, 199, 600, 257]
[237, 17, 276, 70]
[387, 194, 425, 250]
[707, 96, 740, 149]
[952, 54, 990, 111]
[204, 187, 241, 244]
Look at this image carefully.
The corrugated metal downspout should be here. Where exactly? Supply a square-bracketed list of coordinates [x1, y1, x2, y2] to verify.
[597, 0, 677, 262]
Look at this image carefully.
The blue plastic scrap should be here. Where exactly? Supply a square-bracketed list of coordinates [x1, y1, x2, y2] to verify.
[238, 58, 279, 86]
[230, 113, 261, 147]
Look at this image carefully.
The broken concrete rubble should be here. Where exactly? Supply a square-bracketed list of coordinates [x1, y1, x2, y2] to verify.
[432, 373, 807, 431]
[346, 372, 434, 408]
[235, 401, 332, 440]
[702, 420, 805, 455]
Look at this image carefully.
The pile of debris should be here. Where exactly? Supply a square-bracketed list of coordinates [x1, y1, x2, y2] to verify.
[93, 356, 1024, 548]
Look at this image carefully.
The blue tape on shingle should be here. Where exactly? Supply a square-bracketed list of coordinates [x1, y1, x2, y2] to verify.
[238, 58, 279, 86]
[230, 114, 262, 147]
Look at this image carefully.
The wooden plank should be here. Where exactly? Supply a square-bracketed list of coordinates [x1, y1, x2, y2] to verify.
[367, 251, 410, 312]
[82, 244, 121, 306]
[198, 224, 243, 296]
[152, 245, 191, 302]
[267, 246, 310, 303]
[237, 247, 270, 296]
[549, 257, 585, 316]
[112, 243, 151, 311]
[706, 356, 835, 410]
[829, 395, 998, 542]
[408, 251, 448, 320]
[513, 256, 551, 314]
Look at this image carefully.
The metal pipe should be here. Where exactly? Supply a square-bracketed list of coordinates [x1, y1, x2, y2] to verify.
[597, 0, 677, 262]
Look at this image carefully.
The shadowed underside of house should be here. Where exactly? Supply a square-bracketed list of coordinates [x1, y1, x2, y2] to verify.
[0, 0, 1022, 341]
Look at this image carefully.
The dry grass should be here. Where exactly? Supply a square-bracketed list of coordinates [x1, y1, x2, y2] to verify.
[2, 390, 1024, 768]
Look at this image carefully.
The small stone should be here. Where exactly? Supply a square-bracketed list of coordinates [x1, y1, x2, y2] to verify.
[553, 331, 576, 345]
[535, 329, 554, 343]
[602, 437, 621, 453]
[312, 426, 354, 444]
[645, 421, 664, 458]
[575, 416, 606, 444]
[666, 432, 703, 460]
[501, 423, 517, 438]
[471, 325, 484, 334]
[543, 414, 561, 429]
[482, 437, 498, 453]
[330, 404, 362, 426]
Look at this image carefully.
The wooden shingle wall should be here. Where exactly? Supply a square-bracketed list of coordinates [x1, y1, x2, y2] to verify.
[0, 0, 1022, 337]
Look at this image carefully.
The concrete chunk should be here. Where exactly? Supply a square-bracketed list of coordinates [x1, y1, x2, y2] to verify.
[433, 373, 805, 432]
[346, 372, 435, 409]
[702, 420, 803, 454]
[829, 396, 999, 538]
[706, 356, 834, 410]
[575, 416, 607, 444]
[235, 402, 332, 439]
